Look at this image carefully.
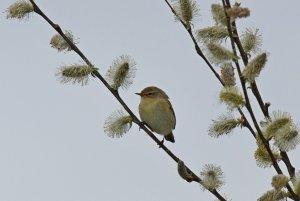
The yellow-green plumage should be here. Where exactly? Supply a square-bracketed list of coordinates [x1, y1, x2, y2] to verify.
[137, 86, 176, 143]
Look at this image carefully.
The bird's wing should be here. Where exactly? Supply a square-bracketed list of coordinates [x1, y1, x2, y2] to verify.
[167, 100, 176, 129]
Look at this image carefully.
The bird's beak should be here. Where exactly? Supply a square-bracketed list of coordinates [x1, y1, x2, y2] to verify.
[135, 92, 141, 96]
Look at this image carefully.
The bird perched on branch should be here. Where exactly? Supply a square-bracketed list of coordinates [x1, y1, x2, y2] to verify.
[136, 86, 176, 143]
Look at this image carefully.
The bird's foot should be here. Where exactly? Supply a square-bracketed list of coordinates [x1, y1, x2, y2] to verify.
[139, 122, 146, 131]
[139, 121, 152, 131]
[157, 138, 165, 148]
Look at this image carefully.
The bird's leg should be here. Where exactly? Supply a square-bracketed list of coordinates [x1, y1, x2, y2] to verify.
[138, 122, 146, 131]
[158, 137, 165, 148]
[139, 122, 165, 147]
[139, 121, 152, 131]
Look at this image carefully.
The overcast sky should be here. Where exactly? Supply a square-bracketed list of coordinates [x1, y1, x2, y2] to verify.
[1, 0, 300, 200]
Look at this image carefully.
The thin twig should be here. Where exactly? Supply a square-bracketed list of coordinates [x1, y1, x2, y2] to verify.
[27, 0, 227, 200]
[223, 0, 296, 181]
[163, 0, 295, 196]
[164, 0, 256, 139]
[222, 0, 270, 118]
[221, 0, 280, 172]
[164, 0, 223, 85]
[222, 1, 298, 200]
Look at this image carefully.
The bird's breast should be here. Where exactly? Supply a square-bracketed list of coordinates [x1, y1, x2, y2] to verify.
[138, 98, 175, 135]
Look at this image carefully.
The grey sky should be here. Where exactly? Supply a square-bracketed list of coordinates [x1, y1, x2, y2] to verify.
[1, 0, 300, 200]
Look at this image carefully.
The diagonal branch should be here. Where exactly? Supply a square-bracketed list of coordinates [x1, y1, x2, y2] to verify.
[164, 0, 223, 85]
[28, 0, 226, 200]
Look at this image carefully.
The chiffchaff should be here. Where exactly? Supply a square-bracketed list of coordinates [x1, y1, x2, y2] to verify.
[136, 86, 176, 143]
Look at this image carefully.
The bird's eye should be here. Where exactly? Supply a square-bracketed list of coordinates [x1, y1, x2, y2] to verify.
[147, 93, 153, 96]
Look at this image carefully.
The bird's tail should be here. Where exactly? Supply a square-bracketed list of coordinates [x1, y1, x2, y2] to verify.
[165, 132, 175, 143]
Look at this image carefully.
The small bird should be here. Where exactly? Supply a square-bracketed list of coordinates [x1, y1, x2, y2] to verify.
[136, 86, 176, 143]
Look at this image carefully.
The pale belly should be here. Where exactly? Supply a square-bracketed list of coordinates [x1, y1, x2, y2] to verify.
[139, 99, 175, 135]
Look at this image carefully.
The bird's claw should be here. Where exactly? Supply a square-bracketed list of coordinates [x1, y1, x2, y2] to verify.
[158, 138, 165, 148]
[139, 122, 146, 131]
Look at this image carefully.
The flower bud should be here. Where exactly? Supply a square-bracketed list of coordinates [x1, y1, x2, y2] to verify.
[242, 52, 267, 83]
[50, 31, 75, 52]
[219, 86, 245, 109]
[6, 0, 34, 20]
[271, 174, 289, 190]
[221, 62, 236, 86]
[196, 26, 228, 43]
[173, 0, 199, 27]
[56, 64, 98, 86]
[104, 110, 133, 138]
[208, 114, 242, 138]
[207, 43, 238, 64]
[106, 55, 136, 90]
[226, 6, 250, 22]
[200, 164, 224, 190]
